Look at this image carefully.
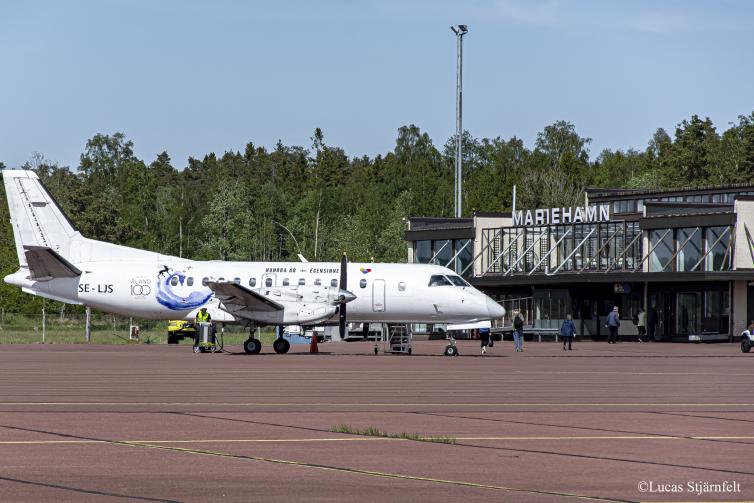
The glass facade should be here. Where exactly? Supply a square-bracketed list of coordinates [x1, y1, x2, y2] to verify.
[415, 240, 431, 264]
[676, 227, 702, 272]
[482, 221, 642, 274]
[706, 226, 731, 271]
[414, 238, 473, 277]
[649, 230, 673, 272]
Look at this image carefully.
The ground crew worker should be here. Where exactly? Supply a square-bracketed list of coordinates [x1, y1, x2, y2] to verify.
[196, 307, 211, 324]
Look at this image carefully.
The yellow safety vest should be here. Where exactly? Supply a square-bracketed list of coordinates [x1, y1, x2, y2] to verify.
[196, 311, 210, 322]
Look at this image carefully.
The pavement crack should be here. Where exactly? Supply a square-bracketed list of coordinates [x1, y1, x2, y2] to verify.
[0, 474, 181, 502]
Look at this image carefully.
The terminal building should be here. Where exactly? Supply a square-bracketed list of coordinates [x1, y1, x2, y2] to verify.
[406, 184, 754, 341]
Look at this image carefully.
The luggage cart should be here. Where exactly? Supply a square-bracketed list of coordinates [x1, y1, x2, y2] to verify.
[374, 323, 412, 355]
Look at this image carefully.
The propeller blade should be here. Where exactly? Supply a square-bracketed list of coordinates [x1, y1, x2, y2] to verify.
[339, 253, 347, 340]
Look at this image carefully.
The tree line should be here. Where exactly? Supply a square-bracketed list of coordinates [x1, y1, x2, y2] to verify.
[1, 112, 753, 314]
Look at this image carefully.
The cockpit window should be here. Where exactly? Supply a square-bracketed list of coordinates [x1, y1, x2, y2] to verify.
[447, 275, 469, 287]
[428, 275, 453, 287]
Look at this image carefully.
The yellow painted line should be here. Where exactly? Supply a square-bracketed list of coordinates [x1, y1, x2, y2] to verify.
[460, 435, 754, 441]
[4, 402, 754, 409]
[0, 440, 103, 445]
[515, 371, 754, 376]
[2, 435, 752, 446]
[115, 441, 633, 502]
[0, 437, 397, 445]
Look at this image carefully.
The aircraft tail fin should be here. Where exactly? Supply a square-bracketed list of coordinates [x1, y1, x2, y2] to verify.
[2, 170, 79, 268]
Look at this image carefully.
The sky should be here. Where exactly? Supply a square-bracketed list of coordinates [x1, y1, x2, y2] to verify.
[1, 0, 753, 170]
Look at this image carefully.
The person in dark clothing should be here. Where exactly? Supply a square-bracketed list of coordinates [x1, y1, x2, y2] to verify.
[513, 310, 525, 352]
[606, 306, 620, 344]
[480, 326, 491, 354]
[560, 314, 576, 350]
[647, 305, 658, 342]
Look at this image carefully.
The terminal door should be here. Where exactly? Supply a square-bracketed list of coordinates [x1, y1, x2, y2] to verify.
[649, 291, 672, 341]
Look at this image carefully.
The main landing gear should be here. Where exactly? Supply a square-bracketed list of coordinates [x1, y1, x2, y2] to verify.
[243, 324, 262, 354]
[243, 338, 262, 354]
[242, 325, 291, 354]
[273, 338, 291, 354]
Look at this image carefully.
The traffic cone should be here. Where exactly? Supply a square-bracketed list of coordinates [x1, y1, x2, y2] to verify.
[309, 332, 319, 353]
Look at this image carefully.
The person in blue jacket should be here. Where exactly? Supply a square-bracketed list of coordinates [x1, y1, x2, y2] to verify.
[607, 306, 621, 343]
[560, 313, 576, 350]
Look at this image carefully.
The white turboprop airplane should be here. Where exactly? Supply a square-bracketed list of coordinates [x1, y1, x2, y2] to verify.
[2, 170, 504, 354]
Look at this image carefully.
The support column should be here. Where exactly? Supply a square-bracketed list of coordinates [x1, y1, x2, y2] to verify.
[85, 306, 91, 343]
[42, 298, 46, 344]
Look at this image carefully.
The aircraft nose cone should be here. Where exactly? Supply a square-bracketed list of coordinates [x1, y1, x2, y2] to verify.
[339, 289, 357, 304]
[486, 297, 506, 319]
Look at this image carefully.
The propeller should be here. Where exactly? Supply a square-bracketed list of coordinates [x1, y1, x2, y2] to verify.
[339, 252, 348, 340]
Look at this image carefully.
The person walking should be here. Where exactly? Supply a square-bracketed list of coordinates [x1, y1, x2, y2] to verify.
[647, 305, 658, 342]
[560, 314, 576, 350]
[513, 310, 524, 352]
[607, 306, 620, 344]
[480, 326, 491, 354]
[637, 308, 647, 343]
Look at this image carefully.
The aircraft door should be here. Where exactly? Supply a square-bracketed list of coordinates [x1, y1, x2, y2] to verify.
[262, 273, 277, 288]
[372, 279, 385, 312]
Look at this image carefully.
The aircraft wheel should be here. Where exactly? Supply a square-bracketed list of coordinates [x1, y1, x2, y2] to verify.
[244, 338, 263, 354]
[273, 338, 290, 354]
[742, 339, 752, 353]
[444, 345, 458, 357]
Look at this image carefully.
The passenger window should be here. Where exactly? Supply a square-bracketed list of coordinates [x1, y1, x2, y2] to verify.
[187, 277, 194, 287]
[428, 275, 452, 287]
[331, 279, 338, 287]
[359, 279, 367, 288]
[202, 277, 209, 286]
[398, 282, 406, 291]
[298, 278, 305, 286]
[170, 276, 179, 286]
[249, 277, 257, 287]
[314, 278, 321, 286]
[283, 278, 290, 286]
[233, 277, 241, 285]
[265, 278, 272, 287]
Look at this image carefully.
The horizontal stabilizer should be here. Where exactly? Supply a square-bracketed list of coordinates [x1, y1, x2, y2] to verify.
[207, 281, 284, 322]
[23, 245, 82, 280]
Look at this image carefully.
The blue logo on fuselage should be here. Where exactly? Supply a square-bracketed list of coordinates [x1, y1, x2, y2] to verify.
[155, 271, 212, 310]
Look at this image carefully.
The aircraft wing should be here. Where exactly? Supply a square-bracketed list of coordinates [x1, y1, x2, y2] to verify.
[23, 245, 81, 280]
[206, 281, 285, 322]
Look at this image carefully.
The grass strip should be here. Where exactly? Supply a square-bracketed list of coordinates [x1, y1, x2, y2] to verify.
[331, 424, 456, 444]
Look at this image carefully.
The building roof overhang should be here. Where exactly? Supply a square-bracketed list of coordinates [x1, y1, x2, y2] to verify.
[470, 270, 754, 287]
